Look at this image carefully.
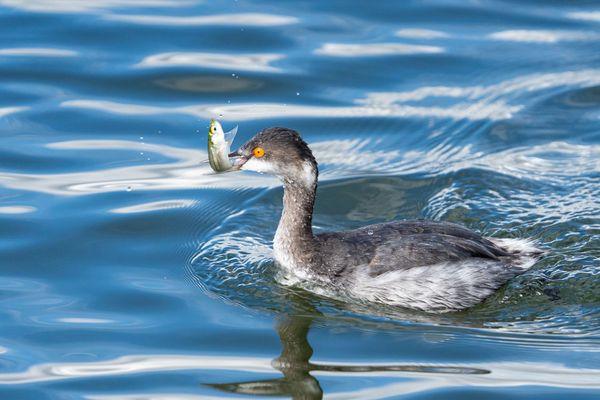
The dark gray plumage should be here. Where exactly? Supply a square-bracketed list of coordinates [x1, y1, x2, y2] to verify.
[230, 127, 542, 312]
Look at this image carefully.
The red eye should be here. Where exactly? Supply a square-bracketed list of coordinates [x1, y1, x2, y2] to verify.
[253, 147, 265, 158]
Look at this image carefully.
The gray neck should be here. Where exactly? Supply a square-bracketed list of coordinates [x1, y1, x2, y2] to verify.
[273, 165, 318, 271]
[278, 180, 316, 241]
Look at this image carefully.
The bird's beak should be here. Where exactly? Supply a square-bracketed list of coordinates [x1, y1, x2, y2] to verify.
[228, 149, 248, 170]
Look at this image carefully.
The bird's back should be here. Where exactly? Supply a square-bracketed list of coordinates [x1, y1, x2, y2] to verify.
[309, 220, 541, 311]
[314, 220, 511, 276]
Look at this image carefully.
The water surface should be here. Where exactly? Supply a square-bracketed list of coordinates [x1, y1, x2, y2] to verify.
[0, 0, 599, 398]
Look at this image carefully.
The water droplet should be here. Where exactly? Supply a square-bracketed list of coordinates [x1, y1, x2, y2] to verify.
[139, 136, 144, 140]
[126, 186, 132, 192]
[367, 230, 373, 235]
[219, 113, 223, 118]
[157, 130, 162, 134]
[296, 92, 300, 96]
[140, 152, 144, 155]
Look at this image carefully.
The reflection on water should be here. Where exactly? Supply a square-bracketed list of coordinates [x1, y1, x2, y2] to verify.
[0, 48, 77, 57]
[60, 69, 600, 121]
[0, 139, 274, 195]
[209, 315, 324, 399]
[61, 93, 517, 121]
[1, 311, 599, 399]
[567, 11, 600, 22]
[395, 28, 449, 39]
[137, 52, 285, 73]
[0, 0, 190, 13]
[154, 75, 262, 93]
[488, 30, 600, 43]
[3, 137, 593, 215]
[314, 42, 444, 57]
[208, 309, 490, 400]
[106, 12, 298, 27]
[111, 199, 198, 214]
[1, 0, 599, 398]
[0, 106, 28, 117]
[0, 205, 36, 214]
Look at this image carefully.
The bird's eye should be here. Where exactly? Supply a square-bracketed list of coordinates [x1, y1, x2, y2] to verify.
[253, 147, 265, 158]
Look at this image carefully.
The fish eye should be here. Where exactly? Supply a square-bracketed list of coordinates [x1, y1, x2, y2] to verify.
[253, 147, 265, 158]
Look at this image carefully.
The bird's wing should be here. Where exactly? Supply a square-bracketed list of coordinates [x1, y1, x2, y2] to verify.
[367, 233, 506, 277]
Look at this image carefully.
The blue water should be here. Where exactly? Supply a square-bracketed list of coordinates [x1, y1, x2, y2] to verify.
[1, 0, 599, 398]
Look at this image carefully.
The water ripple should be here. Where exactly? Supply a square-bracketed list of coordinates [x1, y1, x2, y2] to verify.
[60, 69, 600, 122]
[0, 48, 78, 57]
[0, 353, 597, 391]
[395, 28, 450, 39]
[0, 106, 28, 118]
[136, 52, 285, 73]
[0, 138, 596, 199]
[489, 30, 600, 43]
[105, 12, 298, 26]
[111, 199, 198, 214]
[314, 43, 444, 57]
[0, 206, 36, 214]
[0, 0, 192, 13]
[1, 1, 599, 398]
[0, 140, 274, 196]
[567, 11, 600, 22]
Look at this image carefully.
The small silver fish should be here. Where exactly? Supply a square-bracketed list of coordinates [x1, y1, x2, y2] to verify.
[208, 119, 238, 172]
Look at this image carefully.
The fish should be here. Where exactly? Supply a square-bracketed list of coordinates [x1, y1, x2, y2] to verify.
[207, 119, 238, 172]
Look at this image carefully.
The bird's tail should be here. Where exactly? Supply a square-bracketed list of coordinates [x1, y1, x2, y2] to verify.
[489, 238, 544, 271]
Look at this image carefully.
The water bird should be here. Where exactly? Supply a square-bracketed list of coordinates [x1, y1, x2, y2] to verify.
[228, 127, 542, 312]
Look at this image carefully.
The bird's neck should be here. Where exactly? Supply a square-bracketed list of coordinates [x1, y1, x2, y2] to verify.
[274, 165, 318, 271]
[277, 181, 316, 241]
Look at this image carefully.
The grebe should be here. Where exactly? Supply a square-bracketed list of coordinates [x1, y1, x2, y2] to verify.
[229, 127, 541, 312]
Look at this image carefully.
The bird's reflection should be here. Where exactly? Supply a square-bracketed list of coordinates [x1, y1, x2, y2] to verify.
[207, 302, 489, 399]
[208, 315, 322, 399]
